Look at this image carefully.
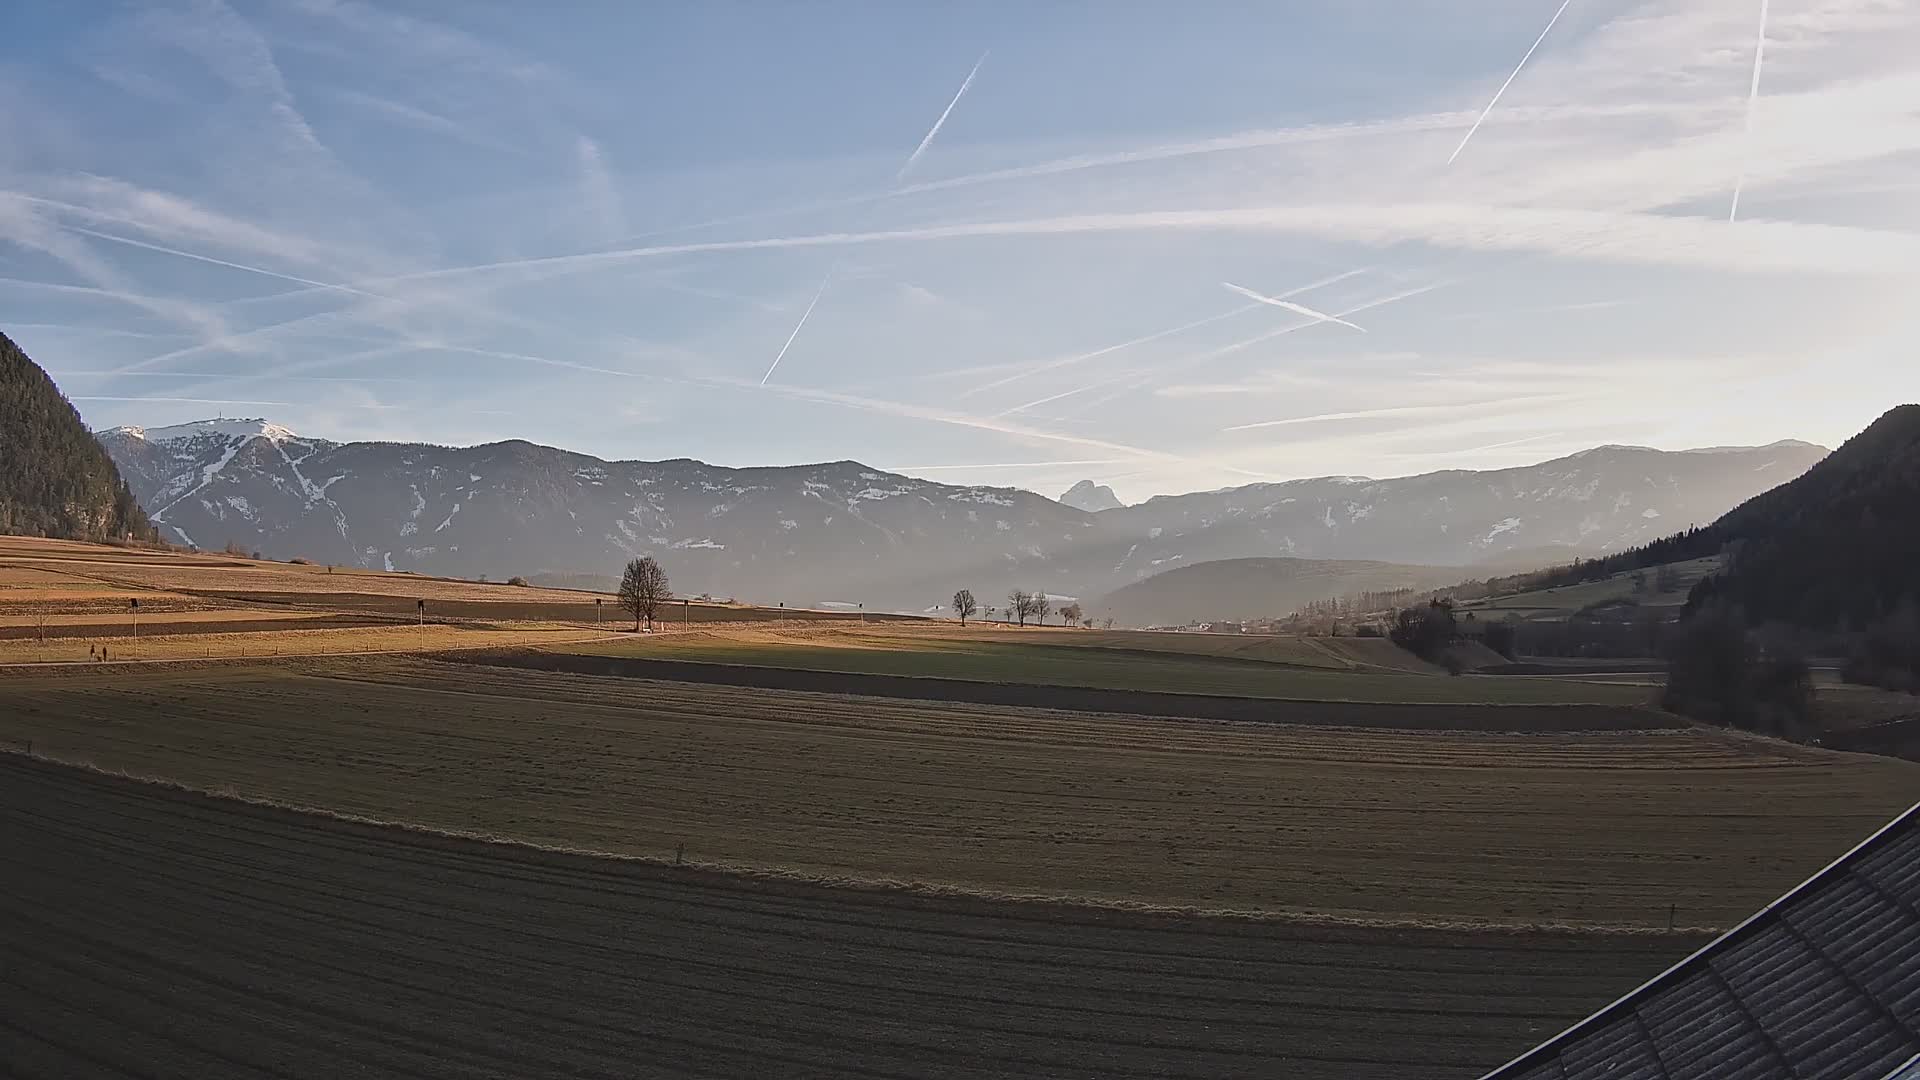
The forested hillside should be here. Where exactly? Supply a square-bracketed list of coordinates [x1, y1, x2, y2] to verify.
[0, 332, 153, 542]
[1697, 404, 1919, 630]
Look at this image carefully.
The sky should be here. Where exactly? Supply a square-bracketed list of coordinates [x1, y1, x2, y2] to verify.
[2, 0, 1918, 503]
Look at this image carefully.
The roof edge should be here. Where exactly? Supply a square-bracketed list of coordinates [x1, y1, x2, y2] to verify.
[1482, 799, 1920, 1078]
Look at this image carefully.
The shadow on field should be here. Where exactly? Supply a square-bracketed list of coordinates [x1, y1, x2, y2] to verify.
[462, 649, 1683, 732]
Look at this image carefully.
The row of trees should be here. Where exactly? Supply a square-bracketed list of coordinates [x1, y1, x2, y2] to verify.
[952, 589, 1088, 627]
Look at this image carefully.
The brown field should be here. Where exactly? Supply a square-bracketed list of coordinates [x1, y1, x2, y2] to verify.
[0, 755, 1703, 1079]
[0, 623, 623, 664]
[4, 655, 1912, 929]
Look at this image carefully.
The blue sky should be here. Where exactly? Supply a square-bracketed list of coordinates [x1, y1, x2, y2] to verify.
[3, 0, 1918, 501]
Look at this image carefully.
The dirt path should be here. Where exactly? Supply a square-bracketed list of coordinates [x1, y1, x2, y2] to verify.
[0, 754, 1699, 1079]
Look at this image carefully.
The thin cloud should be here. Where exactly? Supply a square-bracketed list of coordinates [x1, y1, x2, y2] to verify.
[1730, 0, 1771, 222]
[62, 224, 377, 298]
[1221, 281, 1367, 332]
[576, 136, 627, 238]
[760, 51, 990, 385]
[761, 273, 832, 385]
[898, 52, 988, 182]
[1448, 0, 1577, 165]
[1225, 394, 1574, 432]
[71, 395, 294, 406]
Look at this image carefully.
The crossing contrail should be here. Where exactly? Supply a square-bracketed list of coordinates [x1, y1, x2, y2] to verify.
[761, 273, 833, 385]
[1730, 0, 1770, 222]
[1222, 281, 1367, 331]
[1447, 0, 1576, 165]
[761, 52, 987, 385]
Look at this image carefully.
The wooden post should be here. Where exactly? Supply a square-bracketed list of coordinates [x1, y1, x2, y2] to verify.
[684, 598, 690, 630]
[595, 598, 602, 626]
[130, 598, 139, 648]
[417, 599, 425, 626]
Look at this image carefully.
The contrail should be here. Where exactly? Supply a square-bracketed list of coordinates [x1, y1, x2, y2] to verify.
[760, 273, 832, 385]
[969, 267, 1367, 399]
[1447, 0, 1575, 165]
[761, 52, 988, 385]
[899, 52, 988, 182]
[1729, 0, 1770, 222]
[1222, 282, 1367, 331]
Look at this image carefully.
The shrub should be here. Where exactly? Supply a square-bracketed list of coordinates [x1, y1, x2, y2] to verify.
[507, 576, 530, 587]
[289, 557, 312, 565]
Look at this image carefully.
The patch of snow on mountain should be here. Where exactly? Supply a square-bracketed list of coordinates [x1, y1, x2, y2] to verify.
[779, 519, 799, 530]
[672, 538, 724, 550]
[854, 485, 912, 501]
[995, 520, 1010, 531]
[1148, 527, 1163, 539]
[383, 552, 395, 572]
[1641, 508, 1661, 519]
[130, 418, 300, 443]
[224, 495, 252, 516]
[434, 503, 461, 532]
[1485, 516, 1523, 541]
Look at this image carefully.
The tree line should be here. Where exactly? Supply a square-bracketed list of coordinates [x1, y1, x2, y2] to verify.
[952, 588, 1088, 627]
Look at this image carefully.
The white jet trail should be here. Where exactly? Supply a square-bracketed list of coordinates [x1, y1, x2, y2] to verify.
[761, 273, 833, 385]
[761, 52, 987, 385]
[1221, 281, 1367, 332]
[1447, 0, 1575, 165]
[1729, 0, 1770, 222]
[899, 51, 989, 182]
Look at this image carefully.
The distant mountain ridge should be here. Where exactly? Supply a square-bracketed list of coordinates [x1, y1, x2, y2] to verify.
[97, 417, 1828, 618]
[1058, 480, 1124, 513]
[0, 332, 152, 543]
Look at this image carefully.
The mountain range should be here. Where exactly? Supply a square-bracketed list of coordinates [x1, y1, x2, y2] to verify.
[96, 417, 1828, 621]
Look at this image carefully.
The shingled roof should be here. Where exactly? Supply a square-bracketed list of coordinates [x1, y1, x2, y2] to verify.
[1484, 802, 1920, 1080]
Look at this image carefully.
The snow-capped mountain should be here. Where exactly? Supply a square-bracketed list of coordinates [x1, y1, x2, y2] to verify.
[1058, 480, 1124, 513]
[98, 420, 1827, 616]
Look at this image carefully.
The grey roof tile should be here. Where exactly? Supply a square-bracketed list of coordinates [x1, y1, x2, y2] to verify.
[1484, 803, 1920, 1080]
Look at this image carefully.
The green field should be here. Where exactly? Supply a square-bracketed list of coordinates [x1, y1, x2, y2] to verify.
[552, 629, 1655, 705]
[1459, 556, 1723, 623]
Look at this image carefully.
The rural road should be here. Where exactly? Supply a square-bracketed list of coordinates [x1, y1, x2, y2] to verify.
[0, 755, 1697, 1079]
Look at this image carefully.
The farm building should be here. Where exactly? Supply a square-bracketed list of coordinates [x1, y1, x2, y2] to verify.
[1484, 802, 1920, 1079]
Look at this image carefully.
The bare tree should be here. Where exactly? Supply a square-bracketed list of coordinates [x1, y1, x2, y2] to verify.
[952, 589, 978, 626]
[618, 556, 672, 631]
[1031, 593, 1052, 626]
[1060, 602, 1083, 627]
[1102, 616, 1115, 630]
[1008, 589, 1031, 627]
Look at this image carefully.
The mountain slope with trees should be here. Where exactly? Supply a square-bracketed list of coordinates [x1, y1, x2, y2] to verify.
[0, 332, 152, 543]
[1094, 556, 1466, 627]
[1693, 403, 1920, 631]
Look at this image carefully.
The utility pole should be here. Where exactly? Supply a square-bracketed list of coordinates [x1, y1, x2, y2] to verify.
[130, 598, 139, 646]
[595, 598, 603, 626]
[417, 599, 425, 626]
[684, 598, 690, 630]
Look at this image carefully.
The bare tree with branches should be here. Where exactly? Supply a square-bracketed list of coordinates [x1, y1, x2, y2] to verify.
[618, 556, 672, 631]
[952, 588, 977, 626]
